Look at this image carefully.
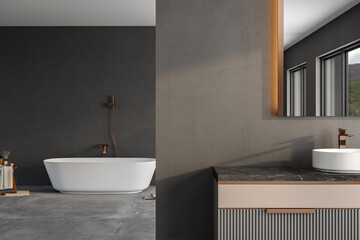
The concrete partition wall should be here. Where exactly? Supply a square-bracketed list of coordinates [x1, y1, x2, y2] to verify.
[156, 0, 360, 239]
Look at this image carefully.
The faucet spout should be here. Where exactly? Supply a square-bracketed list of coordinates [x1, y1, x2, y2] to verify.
[99, 144, 109, 155]
[338, 128, 353, 148]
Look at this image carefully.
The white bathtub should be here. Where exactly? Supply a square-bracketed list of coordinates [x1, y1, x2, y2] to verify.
[44, 158, 155, 194]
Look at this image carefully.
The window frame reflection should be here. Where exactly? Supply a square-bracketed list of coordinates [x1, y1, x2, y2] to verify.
[319, 42, 360, 116]
[286, 63, 307, 117]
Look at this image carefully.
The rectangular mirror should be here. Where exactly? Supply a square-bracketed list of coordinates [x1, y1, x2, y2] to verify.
[280, 0, 360, 116]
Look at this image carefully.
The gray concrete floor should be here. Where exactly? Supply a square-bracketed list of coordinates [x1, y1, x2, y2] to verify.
[0, 186, 155, 240]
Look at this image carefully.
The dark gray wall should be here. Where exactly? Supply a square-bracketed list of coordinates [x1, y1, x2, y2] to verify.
[0, 27, 155, 185]
[156, 0, 360, 239]
[284, 3, 360, 116]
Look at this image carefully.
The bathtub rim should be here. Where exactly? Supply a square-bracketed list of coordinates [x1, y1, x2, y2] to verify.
[43, 157, 156, 164]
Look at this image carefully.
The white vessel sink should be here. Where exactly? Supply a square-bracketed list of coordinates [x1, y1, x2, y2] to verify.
[313, 149, 360, 174]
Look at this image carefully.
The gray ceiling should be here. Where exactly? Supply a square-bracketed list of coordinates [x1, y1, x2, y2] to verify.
[284, 0, 360, 49]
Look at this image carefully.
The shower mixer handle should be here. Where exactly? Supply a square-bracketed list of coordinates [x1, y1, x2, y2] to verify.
[107, 96, 115, 109]
[107, 102, 115, 109]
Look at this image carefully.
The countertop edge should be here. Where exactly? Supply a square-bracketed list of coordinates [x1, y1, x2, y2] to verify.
[214, 166, 360, 182]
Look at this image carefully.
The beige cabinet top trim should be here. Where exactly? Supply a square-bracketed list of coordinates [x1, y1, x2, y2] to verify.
[218, 184, 360, 209]
[218, 181, 360, 185]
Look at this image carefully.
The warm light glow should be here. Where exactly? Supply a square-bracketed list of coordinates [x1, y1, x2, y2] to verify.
[273, 0, 284, 116]
[272, 0, 279, 115]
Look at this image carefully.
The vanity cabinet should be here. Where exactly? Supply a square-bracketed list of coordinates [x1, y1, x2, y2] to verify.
[214, 167, 360, 240]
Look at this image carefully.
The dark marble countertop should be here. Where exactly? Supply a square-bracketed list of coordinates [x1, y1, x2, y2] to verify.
[214, 166, 360, 182]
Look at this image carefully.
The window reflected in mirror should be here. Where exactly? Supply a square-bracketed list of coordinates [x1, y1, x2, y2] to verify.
[282, 0, 360, 117]
[318, 44, 360, 116]
[348, 47, 360, 116]
[321, 53, 343, 116]
[287, 64, 306, 116]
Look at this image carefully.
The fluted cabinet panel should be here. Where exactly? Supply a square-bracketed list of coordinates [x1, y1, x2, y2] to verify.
[218, 209, 360, 240]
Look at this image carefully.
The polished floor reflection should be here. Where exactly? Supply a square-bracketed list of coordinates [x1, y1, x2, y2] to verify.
[0, 186, 155, 240]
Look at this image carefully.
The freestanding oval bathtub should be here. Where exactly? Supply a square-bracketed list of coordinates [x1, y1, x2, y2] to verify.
[44, 158, 155, 194]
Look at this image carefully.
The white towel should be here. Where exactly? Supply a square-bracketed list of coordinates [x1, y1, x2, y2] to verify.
[0, 165, 13, 190]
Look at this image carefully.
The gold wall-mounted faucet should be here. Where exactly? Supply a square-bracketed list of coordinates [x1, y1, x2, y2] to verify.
[99, 144, 109, 155]
[338, 128, 353, 149]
